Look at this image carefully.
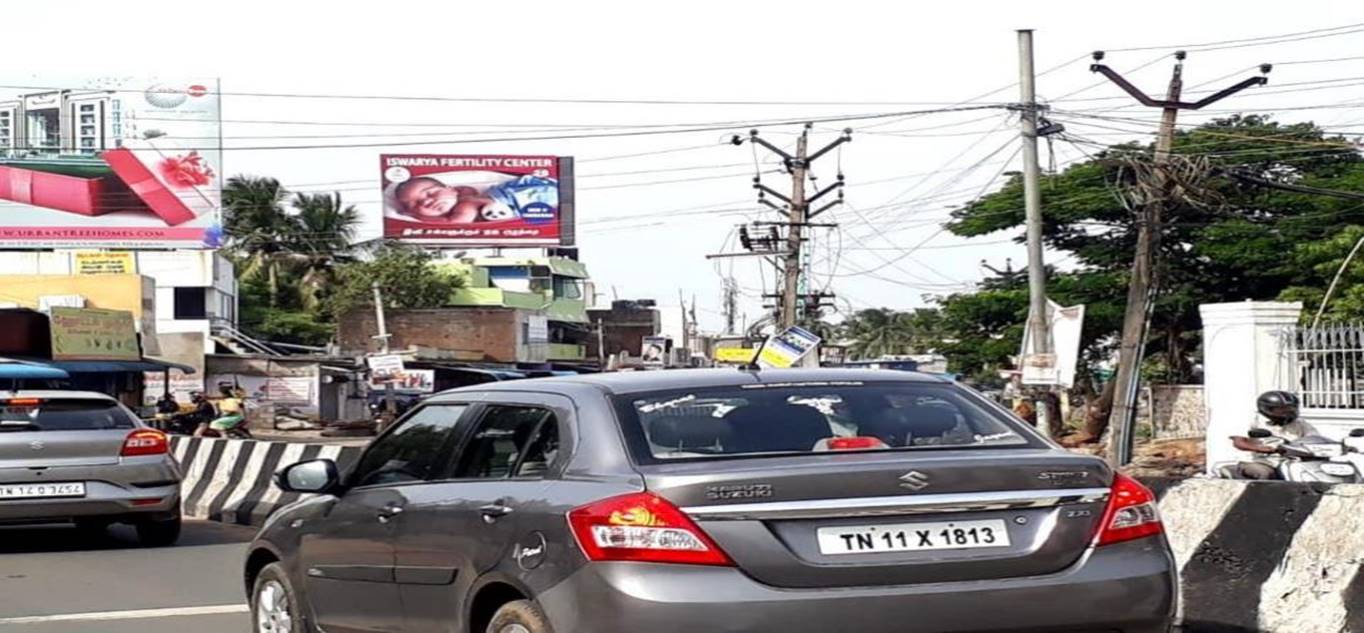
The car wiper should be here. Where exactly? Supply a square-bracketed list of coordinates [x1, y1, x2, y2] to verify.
[0, 422, 40, 432]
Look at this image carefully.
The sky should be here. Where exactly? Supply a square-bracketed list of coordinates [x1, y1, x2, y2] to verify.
[10, 0, 1364, 333]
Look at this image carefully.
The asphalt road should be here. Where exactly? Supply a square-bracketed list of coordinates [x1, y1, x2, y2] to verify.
[0, 521, 255, 633]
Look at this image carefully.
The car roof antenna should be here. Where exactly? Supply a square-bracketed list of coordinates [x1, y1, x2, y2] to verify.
[740, 335, 770, 372]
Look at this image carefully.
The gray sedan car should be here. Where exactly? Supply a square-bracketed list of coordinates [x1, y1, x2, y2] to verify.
[247, 369, 1175, 633]
[0, 390, 183, 545]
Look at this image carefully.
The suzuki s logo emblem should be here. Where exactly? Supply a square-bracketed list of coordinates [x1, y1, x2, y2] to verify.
[28, 440, 44, 451]
[899, 470, 930, 491]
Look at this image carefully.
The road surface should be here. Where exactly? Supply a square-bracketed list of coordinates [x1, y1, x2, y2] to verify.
[0, 521, 255, 633]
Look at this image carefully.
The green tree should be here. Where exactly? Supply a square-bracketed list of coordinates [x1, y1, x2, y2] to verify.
[328, 246, 464, 320]
[1279, 225, 1364, 322]
[223, 176, 291, 306]
[948, 115, 1364, 383]
[839, 307, 944, 360]
[286, 192, 362, 311]
[224, 177, 365, 345]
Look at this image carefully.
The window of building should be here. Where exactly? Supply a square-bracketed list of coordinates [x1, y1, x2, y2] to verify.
[552, 276, 583, 300]
[173, 287, 208, 320]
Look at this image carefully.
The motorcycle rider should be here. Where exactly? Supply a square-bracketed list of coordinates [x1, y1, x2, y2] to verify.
[1226, 390, 1321, 480]
[195, 384, 246, 437]
[155, 393, 180, 416]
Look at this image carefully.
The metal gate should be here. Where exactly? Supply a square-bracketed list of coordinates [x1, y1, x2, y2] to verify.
[1283, 324, 1364, 409]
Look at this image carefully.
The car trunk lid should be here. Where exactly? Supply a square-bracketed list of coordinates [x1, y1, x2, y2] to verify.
[641, 449, 1111, 588]
[0, 399, 134, 469]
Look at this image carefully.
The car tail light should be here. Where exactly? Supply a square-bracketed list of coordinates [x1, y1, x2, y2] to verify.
[820, 436, 888, 451]
[122, 429, 169, 457]
[568, 492, 734, 566]
[3, 398, 42, 406]
[1095, 472, 1163, 546]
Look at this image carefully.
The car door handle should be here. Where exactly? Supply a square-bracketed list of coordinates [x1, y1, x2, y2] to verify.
[479, 503, 514, 523]
[376, 505, 405, 523]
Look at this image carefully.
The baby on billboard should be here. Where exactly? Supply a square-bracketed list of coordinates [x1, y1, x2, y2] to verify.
[386, 167, 558, 225]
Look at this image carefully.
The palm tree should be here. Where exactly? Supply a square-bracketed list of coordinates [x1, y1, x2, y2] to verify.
[841, 308, 927, 360]
[223, 178, 362, 311]
[286, 192, 361, 311]
[223, 176, 291, 307]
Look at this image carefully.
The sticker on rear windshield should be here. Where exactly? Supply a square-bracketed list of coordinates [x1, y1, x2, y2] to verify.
[638, 395, 697, 413]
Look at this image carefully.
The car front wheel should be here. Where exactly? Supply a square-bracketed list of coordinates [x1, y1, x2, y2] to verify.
[487, 599, 553, 633]
[253, 562, 306, 633]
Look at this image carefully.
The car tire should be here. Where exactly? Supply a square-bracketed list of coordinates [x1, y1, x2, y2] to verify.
[252, 562, 308, 633]
[135, 515, 181, 547]
[487, 599, 553, 633]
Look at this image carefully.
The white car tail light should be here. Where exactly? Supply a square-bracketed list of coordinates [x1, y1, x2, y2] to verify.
[568, 492, 733, 566]
[122, 429, 170, 457]
[1095, 472, 1163, 546]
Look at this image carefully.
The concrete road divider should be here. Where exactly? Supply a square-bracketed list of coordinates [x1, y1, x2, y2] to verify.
[169, 438, 1364, 633]
[1149, 478, 1364, 633]
[170, 436, 363, 527]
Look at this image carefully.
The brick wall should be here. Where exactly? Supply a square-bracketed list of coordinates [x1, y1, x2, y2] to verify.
[587, 302, 660, 359]
[338, 307, 525, 362]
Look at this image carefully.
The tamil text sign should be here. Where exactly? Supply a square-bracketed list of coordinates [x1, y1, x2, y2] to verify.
[74, 251, 136, 275]
[49, 306, 139, 361]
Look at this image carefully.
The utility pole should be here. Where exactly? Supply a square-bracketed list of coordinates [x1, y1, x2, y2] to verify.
[722, 278, 738, 335]
[678, 289, 691, 361]
[595, 318, 606, 368]
[370, 282, 397, 430]
[1017, 29, 1054, 440]
[1091, 51, 1270, 465]
[730, 125, 850, 329]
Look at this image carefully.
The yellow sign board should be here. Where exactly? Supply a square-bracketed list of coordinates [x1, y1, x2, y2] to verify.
[74, 251, 136, 276]
[713, 347, 757, 363]
[49, 307, 140, 361]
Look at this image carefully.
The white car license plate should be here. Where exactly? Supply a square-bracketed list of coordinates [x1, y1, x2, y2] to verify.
[0, 482, 87, 500]
[817, 519, 1011, 555]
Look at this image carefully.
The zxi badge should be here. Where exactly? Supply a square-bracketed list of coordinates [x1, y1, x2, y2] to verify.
[899, 470, 930, 491]
[28, 440, 44, 451]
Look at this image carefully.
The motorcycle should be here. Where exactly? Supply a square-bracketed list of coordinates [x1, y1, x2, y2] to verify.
[1244, 427, 1364, 483]
[198, 413, 253, 439]
[149, 411, 208, 436]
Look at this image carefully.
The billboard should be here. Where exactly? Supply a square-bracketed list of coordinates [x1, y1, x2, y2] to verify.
[49, 307, 140, 361]
[380, 154, 574, 246]
[0, 78, 222, 249]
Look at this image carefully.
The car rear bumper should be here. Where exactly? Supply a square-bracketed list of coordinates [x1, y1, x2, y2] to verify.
[538, 536, 1175, 633]
[0, 458, 181, 524]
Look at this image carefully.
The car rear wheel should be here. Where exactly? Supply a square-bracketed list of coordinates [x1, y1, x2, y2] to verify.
[252, 562, 306, 633]
[135, 515, 181, 547]
[487, 600, 552, 633]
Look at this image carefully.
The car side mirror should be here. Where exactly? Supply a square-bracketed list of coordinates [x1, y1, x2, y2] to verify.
[1248, 428, 1273, 439]
[276, 459, 340, 494]
[1351, 429, 1364, 438]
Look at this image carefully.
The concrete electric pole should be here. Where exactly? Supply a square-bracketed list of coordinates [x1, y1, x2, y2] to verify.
[1016, 29, 1055, 440]
[731, 125, 850, 329]
[1090, 50, 1270, 465]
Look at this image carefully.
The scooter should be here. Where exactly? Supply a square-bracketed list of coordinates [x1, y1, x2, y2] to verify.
[1245, 427, 1364, 483]
[198, 415, 253, 439]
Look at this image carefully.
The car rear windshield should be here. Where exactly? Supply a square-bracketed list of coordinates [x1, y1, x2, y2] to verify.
[614, 381, 1036, 464]
[0, 400, 136, 432]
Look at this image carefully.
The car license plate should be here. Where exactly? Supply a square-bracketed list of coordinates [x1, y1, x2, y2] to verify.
[817, 519, 1010, 555]
[0, 482, 86, 500]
